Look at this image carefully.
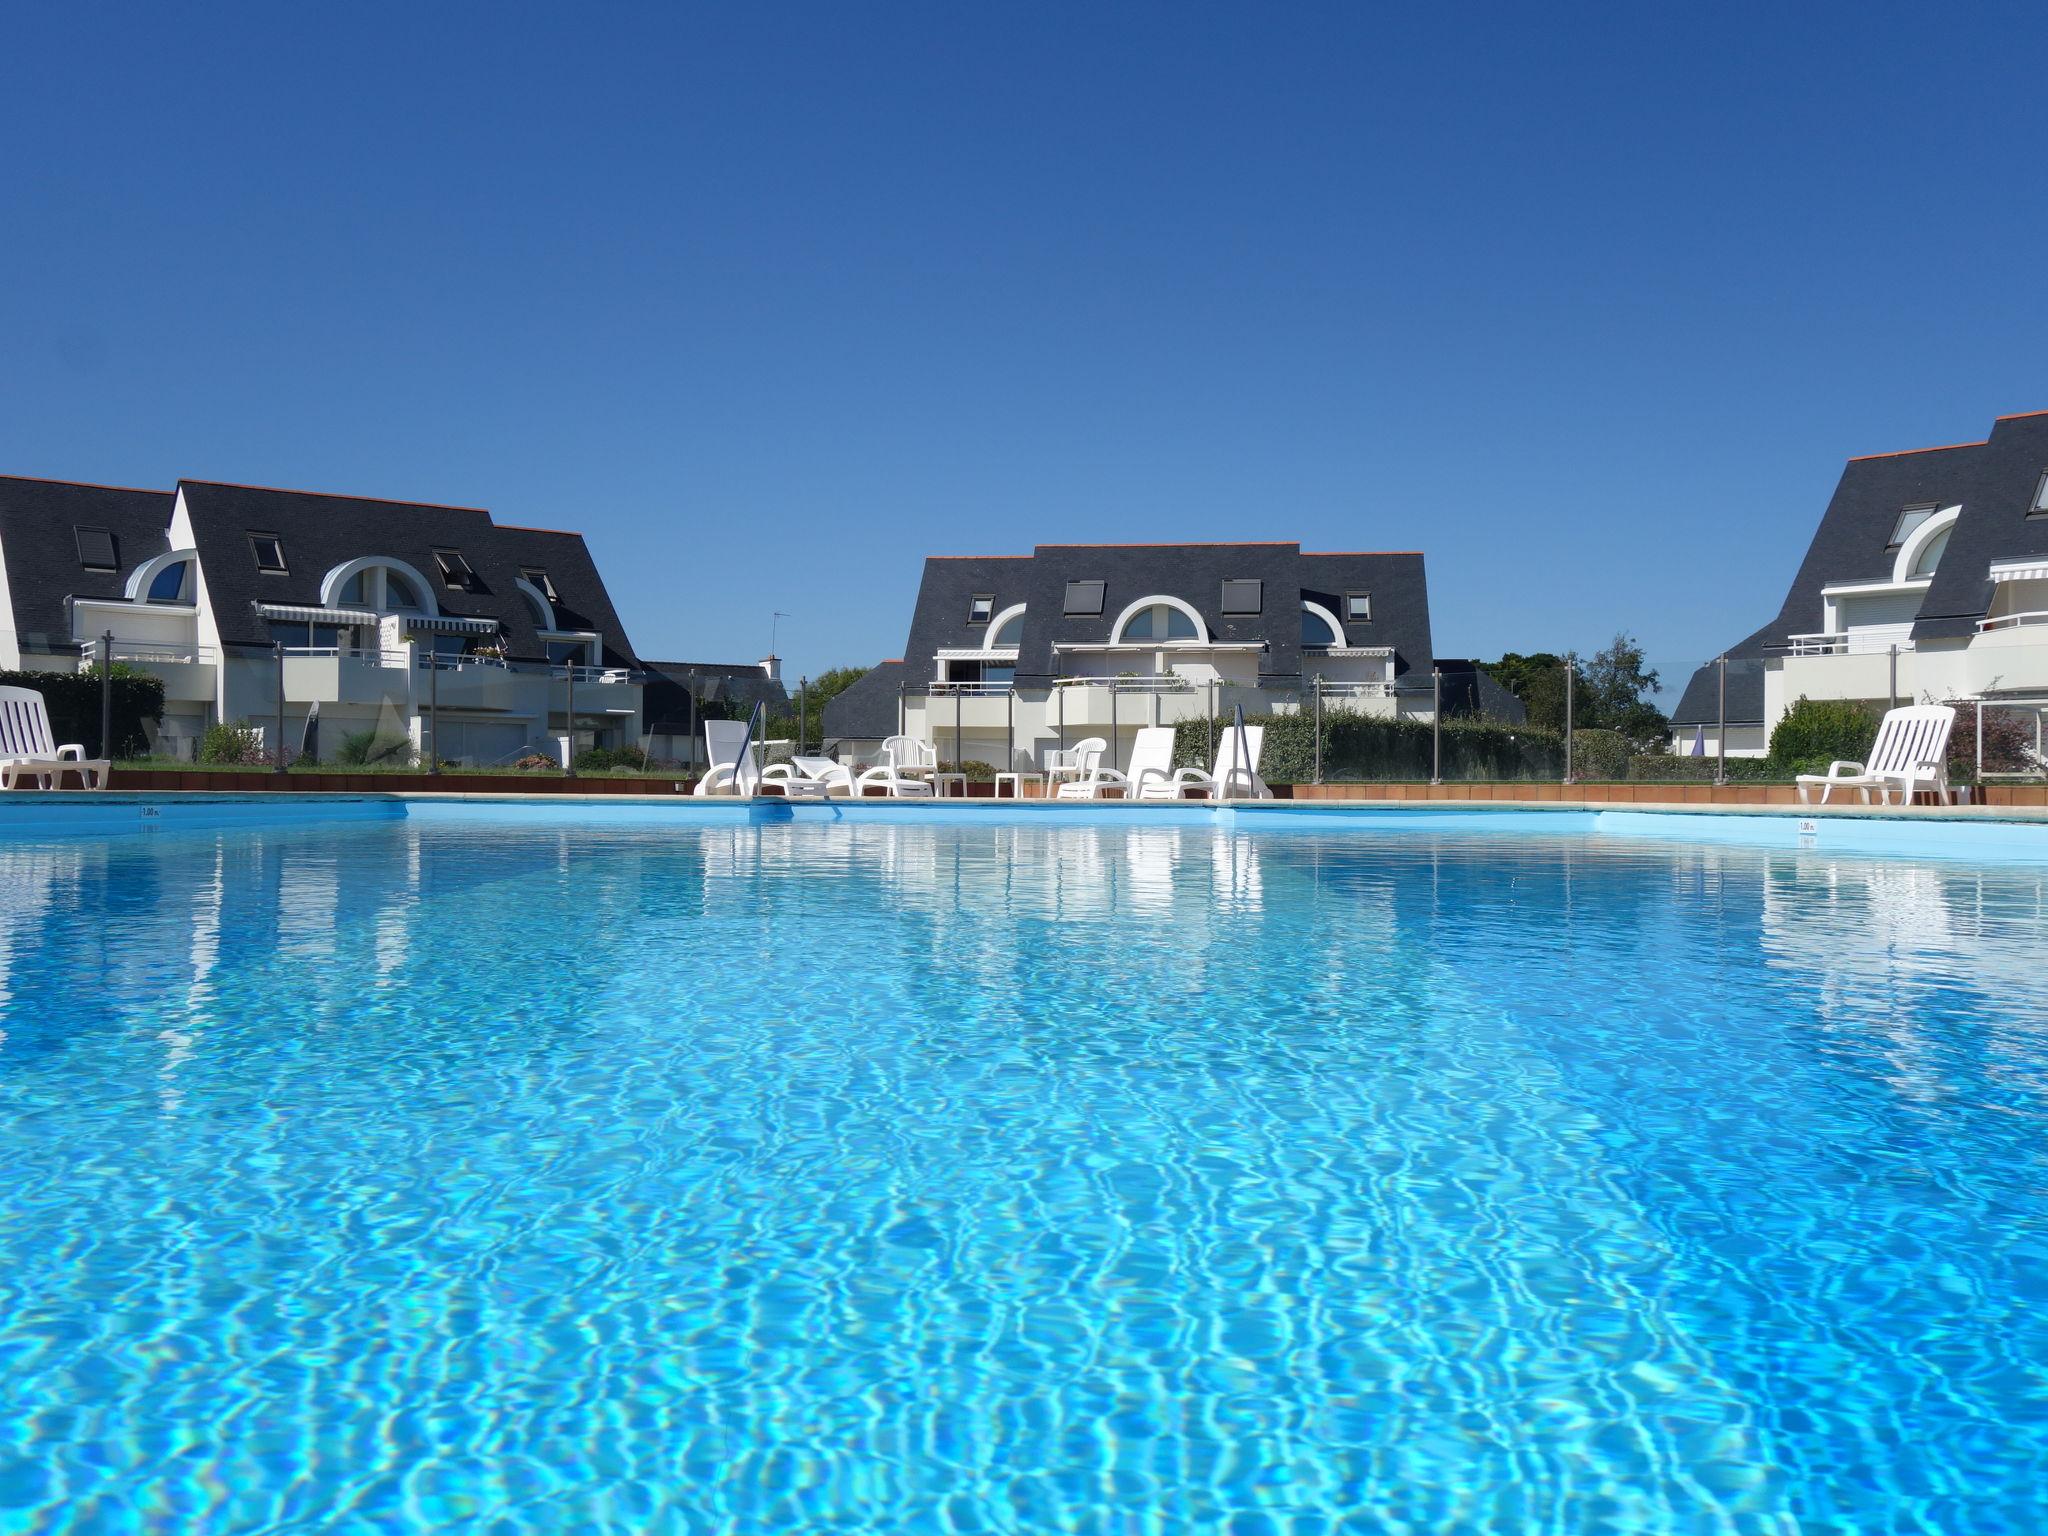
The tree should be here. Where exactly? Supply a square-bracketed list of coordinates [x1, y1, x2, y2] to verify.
[768, 664, 873, 751]
[1582, 633, 1668, 744]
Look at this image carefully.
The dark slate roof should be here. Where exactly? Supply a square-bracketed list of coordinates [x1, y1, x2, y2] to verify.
[639, 661, 788, 732]
[490, 525, 640, 666]
[0, 476, 175, 654]
[1670, 647, 1768, 728]
[898, 543, 1434, 686]
[1433, 660, 1527, 724]
[1913, 410, 2048, 640]
[177, 482, 635, 663]
[822, 660, 907, 742]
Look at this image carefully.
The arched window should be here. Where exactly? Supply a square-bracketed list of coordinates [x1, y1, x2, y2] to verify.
[1910, 527, 1951, 579]
[1301, 605, 1340, 646]
[146, 559, 193, 604]
[990, 609, 1025, 648]
[330, 560, 435, 615]
[1117, 603, 1200, 642]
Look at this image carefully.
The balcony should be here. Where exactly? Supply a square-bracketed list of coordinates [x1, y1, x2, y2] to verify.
[102, 640, 218, 703]
[1781, 630, 1916, 657]
[281, 648, 413, 707]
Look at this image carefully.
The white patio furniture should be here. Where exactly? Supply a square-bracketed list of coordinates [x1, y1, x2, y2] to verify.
[0, 687, 109, 790]
[1158, 724, 1269, 801]
[1057, 726, 1178, 800]
[880, 735, 938, 778]
[994, 771, 1043, 799]
[1796, 705, 1957, 806]
[1043, 738, 1107, 800]
[854, 760, 936, 798]
[764, 754, 855, 797]
[693, 720, 829, 798]
[931, 771, 969, 798]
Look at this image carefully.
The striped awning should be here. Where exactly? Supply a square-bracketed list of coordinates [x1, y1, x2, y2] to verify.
[1989, 560, 2048, 583]
[255, 603, 379, 626]
[402, 615, 502, 636]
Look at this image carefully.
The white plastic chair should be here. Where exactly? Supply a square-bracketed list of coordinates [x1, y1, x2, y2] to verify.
[1057, 726, 1177, 800]
[1043, 738, 1107, 800]
[1796, 705, 1956, 805]
[0, 687, 109, 790]
[1158, 724, 1269, 801]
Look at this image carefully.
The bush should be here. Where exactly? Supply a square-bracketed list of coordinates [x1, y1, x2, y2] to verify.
[334, 729, 417, 767]
[1947, 701, 2037, 782]
[1169, 711, 1564, 784]
[512, 753, 560, 772]
[573, 745, 649, 774]
[1569, 729, 1631, 781]
[937, 759, 999, 782]
[1625, 754, 1798, 783]
[1769, 697, 1877, 768]
[199, 721, 269, 765]
[0, 667, 164, 758]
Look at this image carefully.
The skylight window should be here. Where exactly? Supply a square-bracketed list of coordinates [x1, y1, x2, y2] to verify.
[2030, 470, 2048, 518]
[73, 527, 117, 571]
[1063, 580, 1105, 616]
[434, 550, 477, 590]
[249, 533, 287, 573]
[1345, 591, 1372, 624]
[968, 594, 994, 624]
[1220, 579, 1262, 615]
[520, 566, 559, 601]
[1887, 504, 1938, 549]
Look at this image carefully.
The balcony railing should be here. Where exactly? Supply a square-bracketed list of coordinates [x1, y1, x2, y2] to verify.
[1979, 611, 2048, 632]
[1780, 632, 1917, 657]
[102, 641, 217, 665]
[928, 680, 1016, 694]
[284, 646, 410, 667]
[1052, 675, 1197, 693]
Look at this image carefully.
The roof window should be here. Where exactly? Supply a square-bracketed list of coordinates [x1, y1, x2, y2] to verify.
[520, 566, 559, 600]
[968, 593, 994, 624]
[249, 533, 287, 573]
[1220, 579, 1262, 615]
[1063, 580, 1105, 616]
[434, 549, 477, 590]
[1345, 591, 1372, 623]
[1887, 504, 1938, 549]
[2030, 470, 2048, 519]
[74, 527, 117, 571]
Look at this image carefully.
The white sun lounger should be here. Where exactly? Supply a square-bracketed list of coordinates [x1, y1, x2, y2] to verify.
[1158, 724, 1269, 801]
[1796, 704, 1956, 806]
[1057, 726, 1177, 800]
[1042, 738, 1106, 800]
[693, 719, 830, 798]
[0, 686, 109, 790]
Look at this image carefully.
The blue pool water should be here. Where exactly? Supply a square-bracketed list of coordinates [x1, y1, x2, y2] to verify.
[2, 807, 2046, 1533]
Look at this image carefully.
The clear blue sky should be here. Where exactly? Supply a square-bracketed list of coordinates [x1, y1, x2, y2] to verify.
[4, 4, 2044, 692]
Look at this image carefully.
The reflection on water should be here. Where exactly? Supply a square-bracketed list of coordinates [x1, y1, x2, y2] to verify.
[0, 817, 2045, 1533]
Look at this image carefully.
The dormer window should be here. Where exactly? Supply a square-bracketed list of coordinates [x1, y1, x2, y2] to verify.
[968, 594, 994, 624]
[249, 533, 288, 573]
[1064, 580, 1105, 616]
[74, 527, 117, 572]
[1220, 579, 1262, 615]
[1887, 504, 1938, 549]
[520, 566, 559, 601]
[2030, 470, 2048, 519]
[434, 550, 477, 591]
[1345, 591, 1372, 624]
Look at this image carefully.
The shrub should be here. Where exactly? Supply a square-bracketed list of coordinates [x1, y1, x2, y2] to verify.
[199, 721, 269, 765]
[1626, 754, 1801, 783]
[0, 667, 164, 758]
[573, 745, 649, 774]
[937, 759, 999, 783]
[1569, 729, 1632, 781]
[513, 753, 560, 772]
[1945, 700, 2038, 783]
[1769, 697, 1877, 768]
[334, 729, 417, 767]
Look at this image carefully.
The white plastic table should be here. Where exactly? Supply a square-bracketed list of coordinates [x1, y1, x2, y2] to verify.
[931, 772, 969, 799]
[994, 771, 1043, 799]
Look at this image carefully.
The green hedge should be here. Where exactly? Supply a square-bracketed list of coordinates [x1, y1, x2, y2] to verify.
[1169, 711, 1565, 784]
[1, 668, 164, 758]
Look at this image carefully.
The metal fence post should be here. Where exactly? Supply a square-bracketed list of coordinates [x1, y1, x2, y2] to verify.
[799, 676, 808, 755]
[1206, 680, 1215, 764]
[1976, 698, 1983, 785]
[1431, 666, 1442, 785]
[1312, 675, 1323, 785]
[1057, 683, 1066, 757]
[273, 642, 287, 774]
[1888, 644, 1898, 710]
[1006, 687, 1014, 774]
[564, 664, 577, 777]
[1110, 684, 1119, 773]
[954, 685, 963, 771]
[428, 650, 440, 775]
[898, 682, 906, 738]
[99, 631, 113, 760]
[1562, 658, 1574, 785]
[1715, 654, 1727, 788]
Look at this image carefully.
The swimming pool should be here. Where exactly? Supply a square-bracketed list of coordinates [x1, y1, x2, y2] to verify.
[2, 805, 2044, 1532]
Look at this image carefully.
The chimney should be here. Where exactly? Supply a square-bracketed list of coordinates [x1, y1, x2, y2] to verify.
[759, 654, 780, 683]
